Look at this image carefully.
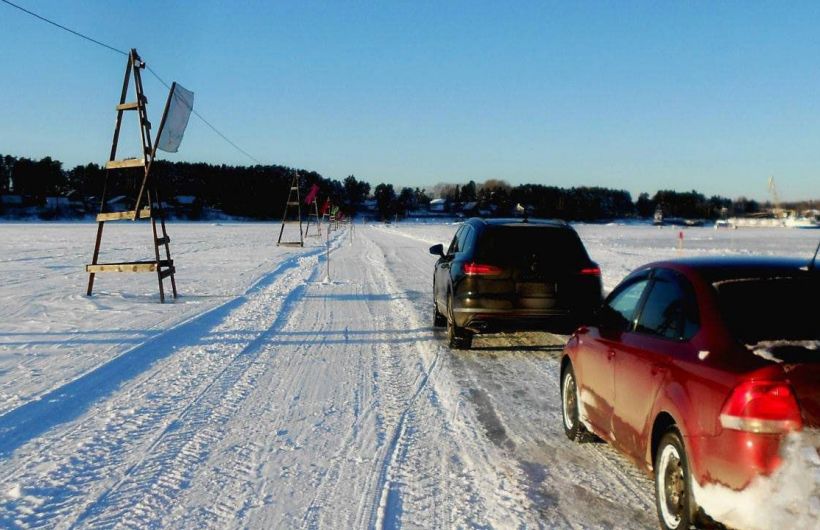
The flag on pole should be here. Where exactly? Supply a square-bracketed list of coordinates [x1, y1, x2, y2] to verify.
[320, 198, 331, 215]
[157, 83, 194, 153]
[305, 184, 319, 205]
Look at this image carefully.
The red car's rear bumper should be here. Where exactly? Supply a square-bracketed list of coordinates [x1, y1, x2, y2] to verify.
[688, 430, 784, 490]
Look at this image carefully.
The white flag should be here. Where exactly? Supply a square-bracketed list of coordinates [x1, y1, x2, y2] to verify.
[157, 83, 194, 153]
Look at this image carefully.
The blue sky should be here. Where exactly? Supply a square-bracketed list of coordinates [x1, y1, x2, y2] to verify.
[1, 1, 819, 201]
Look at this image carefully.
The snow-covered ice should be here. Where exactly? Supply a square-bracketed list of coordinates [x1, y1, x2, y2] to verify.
[0, 221, 817, 528]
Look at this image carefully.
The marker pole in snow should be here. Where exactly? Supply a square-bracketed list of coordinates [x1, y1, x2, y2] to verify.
[324, 212, 331, 283]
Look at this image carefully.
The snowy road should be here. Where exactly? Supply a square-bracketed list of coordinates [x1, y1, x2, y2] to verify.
[0, 222, 817, 528]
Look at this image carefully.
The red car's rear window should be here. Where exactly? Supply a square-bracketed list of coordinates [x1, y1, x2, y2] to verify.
[714, 275, 820, 344]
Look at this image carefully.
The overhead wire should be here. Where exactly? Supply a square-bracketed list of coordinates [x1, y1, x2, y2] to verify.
[0, 0, 262, 165]
[146, 65, 262, 165]
[0, 0, 127, 56]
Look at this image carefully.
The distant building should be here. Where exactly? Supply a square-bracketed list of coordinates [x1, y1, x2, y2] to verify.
[106, 195, 129, 211]
[173, 195, 201, 218]
[429, 198, 447, 213]
[45, 196, 70, 210]
[0, 194, 23, 207]
[460, 201, 480, 217]
[361, 199, 377, 213]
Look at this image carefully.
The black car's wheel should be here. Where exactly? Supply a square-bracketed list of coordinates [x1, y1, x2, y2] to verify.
[561, 364, 592, 442]
[654, 428, 697, 530]
[446, 293, 472, 349]
[433, 300, 446, 328]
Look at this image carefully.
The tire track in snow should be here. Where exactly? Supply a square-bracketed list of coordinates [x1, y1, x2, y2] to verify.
[74, 232, 349, 529]
[366, 225, 656, 528]
[286, 228, 445, 530]
[367, 354, 440, 530]
[361, 228, 506, 530]
[0, 245, 331, 529]
[451, 332, 656, 528]
[337, 233, 443, 530]
[73, 265, 322, 529]
[0, 248, 323, 459]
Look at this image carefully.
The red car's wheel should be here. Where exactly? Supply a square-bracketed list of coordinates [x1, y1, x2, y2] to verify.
[561, 364, 592, 442]
[654, 428, 697, 530]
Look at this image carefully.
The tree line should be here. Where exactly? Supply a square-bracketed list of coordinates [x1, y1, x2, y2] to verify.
[0, 152, 804, 221]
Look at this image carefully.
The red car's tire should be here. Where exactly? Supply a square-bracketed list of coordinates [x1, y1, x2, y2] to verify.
[654, 428, 698, 530]
[560, 364, 592, 442]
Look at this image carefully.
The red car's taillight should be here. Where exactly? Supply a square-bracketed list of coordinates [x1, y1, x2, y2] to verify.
[720, 380, 803, 434]
[579, 267, 601, 276]
[463, 262, 502, 276]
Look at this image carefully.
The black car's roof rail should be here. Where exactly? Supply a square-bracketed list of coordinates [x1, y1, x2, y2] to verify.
[469, 217, 570, 228]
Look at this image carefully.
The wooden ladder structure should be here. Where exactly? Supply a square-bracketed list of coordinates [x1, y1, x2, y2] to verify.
[276, 172, 304, 247]
[303, 199, 322, 237]
[86, 49, 178, 303]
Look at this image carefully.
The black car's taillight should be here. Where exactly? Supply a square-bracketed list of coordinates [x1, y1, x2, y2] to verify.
[464, 262, 503, 276]
[579, 267, 601, 277]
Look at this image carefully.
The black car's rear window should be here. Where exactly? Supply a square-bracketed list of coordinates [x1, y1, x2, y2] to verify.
[474, 226, 589, 269]
[715, 275, 820, 344]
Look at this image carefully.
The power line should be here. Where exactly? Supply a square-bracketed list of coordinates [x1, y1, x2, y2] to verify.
[1, 0, 127, 56]
[1, 0, 262, 165]
[146, 66, 262, 164]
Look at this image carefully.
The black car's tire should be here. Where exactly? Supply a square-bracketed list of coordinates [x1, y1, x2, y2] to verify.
[654, 428, 697, 530]
[560, 364, 592, 442]
[446, 294, 472, 349]
[433, 301, 447, 328]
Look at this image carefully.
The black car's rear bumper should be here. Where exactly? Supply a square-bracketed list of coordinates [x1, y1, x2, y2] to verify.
[454, 307, 574, 330]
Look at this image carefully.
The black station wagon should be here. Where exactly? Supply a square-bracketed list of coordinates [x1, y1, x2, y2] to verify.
[430, 218, 603, 348]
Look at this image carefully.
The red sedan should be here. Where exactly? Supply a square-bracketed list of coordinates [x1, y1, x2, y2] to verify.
[560, 256, 819, 529]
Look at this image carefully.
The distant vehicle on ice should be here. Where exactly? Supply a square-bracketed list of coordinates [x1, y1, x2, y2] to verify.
[429, 218, 602, 349]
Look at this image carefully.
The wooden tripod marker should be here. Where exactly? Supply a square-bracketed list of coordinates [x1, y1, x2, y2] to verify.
[276, 172, 304, 247]
[86, 49, 178, 303]
[304, 200, 322, 237]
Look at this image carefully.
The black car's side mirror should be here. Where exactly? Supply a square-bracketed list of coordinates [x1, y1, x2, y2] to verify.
[429, 244, 444, 257]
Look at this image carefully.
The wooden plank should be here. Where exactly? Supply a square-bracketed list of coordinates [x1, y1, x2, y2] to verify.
[86, 260, 172, 273]
[278, 241, 304, 247]
[155, 236, 170, 246]
[116, 101, 140, 111]
[287, 201, 299, 206]
[106, 158, 145, 170]
[160, 267, 176, 279]
[86, 262, 157, 273]
[96, 208, 151, 221]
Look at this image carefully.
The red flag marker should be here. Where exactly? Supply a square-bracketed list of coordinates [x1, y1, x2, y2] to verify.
[305, 184, 320, 205]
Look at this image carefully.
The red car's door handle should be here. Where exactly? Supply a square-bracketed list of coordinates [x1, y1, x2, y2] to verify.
[607, 349, 616, 360]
